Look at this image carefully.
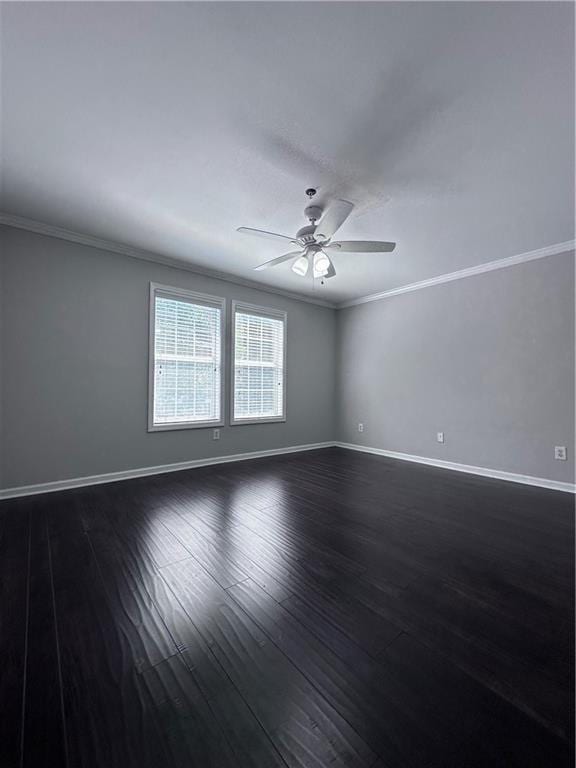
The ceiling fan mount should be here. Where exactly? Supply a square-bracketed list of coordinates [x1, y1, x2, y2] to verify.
[237, 188, 396, 280]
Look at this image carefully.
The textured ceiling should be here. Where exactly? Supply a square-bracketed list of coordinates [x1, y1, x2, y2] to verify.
[1, 2, 574, 304]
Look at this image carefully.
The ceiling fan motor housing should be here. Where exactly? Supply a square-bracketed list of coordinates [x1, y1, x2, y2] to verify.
[296, 224, 318, 244]
[304, 205, 323, 223]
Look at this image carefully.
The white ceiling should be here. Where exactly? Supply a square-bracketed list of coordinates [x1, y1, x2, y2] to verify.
[1, 2, 574, 304]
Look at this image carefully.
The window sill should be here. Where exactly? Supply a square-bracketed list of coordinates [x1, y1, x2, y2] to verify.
[148, 419, 225, 433]
[230, 417, 286, 426]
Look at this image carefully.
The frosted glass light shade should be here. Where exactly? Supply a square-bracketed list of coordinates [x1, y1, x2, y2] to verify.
[313, 251, 331, 278]
[292, 255, 309, 276]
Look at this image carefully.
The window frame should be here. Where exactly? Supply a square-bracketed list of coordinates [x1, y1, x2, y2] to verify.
[148, 282, 226, 432]
[230, 300, 287, 426]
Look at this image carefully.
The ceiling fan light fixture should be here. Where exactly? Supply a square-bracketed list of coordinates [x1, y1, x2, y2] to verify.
[241, 191, 395, 278]
[313, 251, 331, 278]
[292, 254, 309, 276]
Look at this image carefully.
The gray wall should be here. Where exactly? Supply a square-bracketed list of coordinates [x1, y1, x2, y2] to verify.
[337, 251, 575, 484]
[2, 226, 574, 490]
[0, 241, 3, 488]
[0, 226, 337, 489]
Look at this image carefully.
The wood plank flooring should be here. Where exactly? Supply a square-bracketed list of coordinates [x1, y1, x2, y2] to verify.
[0, 447, 573, 767]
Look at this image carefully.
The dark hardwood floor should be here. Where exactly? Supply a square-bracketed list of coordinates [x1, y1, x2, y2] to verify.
[0, 447, 573, 768]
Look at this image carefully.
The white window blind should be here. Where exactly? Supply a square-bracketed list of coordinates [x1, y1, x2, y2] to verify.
[233, 305, 286, 423]
[150, 286, 224, 429]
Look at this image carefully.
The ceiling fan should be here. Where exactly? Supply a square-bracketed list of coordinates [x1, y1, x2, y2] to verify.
[237, 188, 396, 280]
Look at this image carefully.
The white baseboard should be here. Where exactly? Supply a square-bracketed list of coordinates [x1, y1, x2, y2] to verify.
[2, 440, 573, 500]
[0, 442, 335, 500]
[336, 442, 576, 493]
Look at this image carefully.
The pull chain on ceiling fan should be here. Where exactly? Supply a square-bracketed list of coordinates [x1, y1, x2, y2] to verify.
[237, 188, 396, 280]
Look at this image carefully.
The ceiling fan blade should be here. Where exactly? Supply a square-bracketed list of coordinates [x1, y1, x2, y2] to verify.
[237, 227, 297, 244]
[315, 199, 354, 241]
[327, 240, 396, 253]
[254, 251, 302, 271]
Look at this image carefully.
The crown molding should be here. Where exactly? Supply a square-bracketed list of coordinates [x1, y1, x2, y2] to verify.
[0, 212, 335, 309]
[337, 240, 576, 308]
[2, 211, 572, 311]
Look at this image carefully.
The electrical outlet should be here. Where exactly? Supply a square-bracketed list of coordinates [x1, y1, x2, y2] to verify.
[437, 432, 444, 444]
[213, 429, 220, 441]
[554, 446, 567, 461]
[358, 423, 364, 433]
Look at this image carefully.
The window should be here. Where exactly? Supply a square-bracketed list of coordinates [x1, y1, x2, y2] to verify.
[149, 284, 224, 431]
[232, 302, 286, 424]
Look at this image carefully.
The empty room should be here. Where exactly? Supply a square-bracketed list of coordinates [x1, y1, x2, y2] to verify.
[0, 2, 574, 767]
